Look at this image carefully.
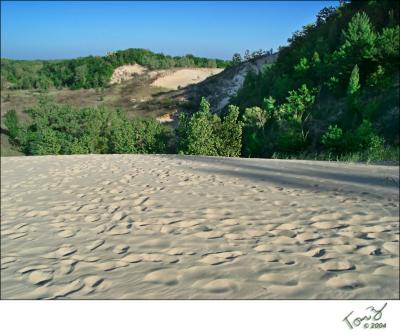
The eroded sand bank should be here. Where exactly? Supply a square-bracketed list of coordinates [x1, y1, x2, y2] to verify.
[1, 155, 399, 299]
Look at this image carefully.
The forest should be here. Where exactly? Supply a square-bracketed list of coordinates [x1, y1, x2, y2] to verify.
[1, 48, 231, 90]
[230, 0, 399, 160]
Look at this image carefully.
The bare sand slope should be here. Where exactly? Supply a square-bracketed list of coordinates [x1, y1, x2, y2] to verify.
[151, 68, 224, 90]
[109, 64, 147, 84]
[1, 155, 399, 299]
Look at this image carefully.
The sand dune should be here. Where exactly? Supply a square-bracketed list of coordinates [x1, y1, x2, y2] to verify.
[150, 68, 224, 90]
[1, 155, 399, 299]
[110, 64, 147, 84]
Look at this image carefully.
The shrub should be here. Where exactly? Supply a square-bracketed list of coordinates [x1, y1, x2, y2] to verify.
[217, 105, 242, 157]
[4, 110, 19, 140]
[177, 98, 242, 157]
[29, 128, 62, 155]
[276, 120, 307, 153]
[11, 102, 170, 155]
[242, 106, 268, 157]
[321, 125, 345, 154]
[178, 97, 219, 156]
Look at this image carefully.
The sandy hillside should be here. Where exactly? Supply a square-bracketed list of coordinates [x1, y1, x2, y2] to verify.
[109, 64, 147, 84]
[1, 155, 399, 299]
[151, 68, 224, 90]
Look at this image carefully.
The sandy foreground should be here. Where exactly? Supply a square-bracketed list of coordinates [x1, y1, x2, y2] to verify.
[1, 155, 399, 299]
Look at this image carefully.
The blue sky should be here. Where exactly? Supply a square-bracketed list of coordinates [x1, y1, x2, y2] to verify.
[1, 1, 339, 60]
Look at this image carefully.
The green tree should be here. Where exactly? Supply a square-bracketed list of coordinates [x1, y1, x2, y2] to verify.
[377, 26, 400, 60]
[321, 124, 345, 154]
[339, 12, 377, 63]
[29, 128, 62, 155]
[231, 53, 242, 66]
[242, 106, 268, 157]
[217, 105, 242, 157]
[347, 64, 361, 97]
[185, 97, 219, 156]
[4, 110, 19, 140]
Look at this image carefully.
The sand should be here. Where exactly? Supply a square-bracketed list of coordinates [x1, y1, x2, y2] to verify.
[150, 68, 224, 90]
[110, 64, 147, 84]
[1, 155, 399, 299]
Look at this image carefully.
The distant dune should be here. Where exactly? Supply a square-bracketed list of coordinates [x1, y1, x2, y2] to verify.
[110, 64, 223, 90]
[1, 155, 399, 299]
[109, 64, 147, 84]
[150, 68, 224, 90]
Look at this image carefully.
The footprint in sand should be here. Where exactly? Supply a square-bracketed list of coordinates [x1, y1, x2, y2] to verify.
[97, 261, 129, 271]
[79, 204, 98, 212]
[84, 215, 100, 223]
[83, 275, 105, 288]
[200, 251, 243, 265]
[194, 231, 224, 239]
[257, 273, 298, 286]
[52, 279, 85, 298]
[255, 254, 280, 262]
[121, 254, 142, 263]
[55, 244, 77, 257]
[325, 273, 365, 290]
[113, 244, 129, 254]
[58, 259, 78, 275]
[296, 232, 320, 242]
[195, 279, 239, 293]
[28, 270, 53, 285]
[319, 260, 355, 272]
[143, 269, 180, 286]
[357, 245, 382, 256]
[58, 229, 78, 238]
[18, 265, 50, 274]
[111, 211, 127, 221]
[382, 242, 399, 255]
[140, 253, 179, 263]
[87, 239, 105, 251]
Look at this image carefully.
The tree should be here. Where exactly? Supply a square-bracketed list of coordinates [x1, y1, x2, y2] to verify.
[321, 125, 345, 154]
[231, 53, 242, 66]
[377, 26, 400, 60]
[337, 12, 377, 66]
[347, 64, 360, 97]
[4, 110, 19, 140]
[242, 106, 268, 157]
[217, 105, 242, 157]
[183, 97, 219, 156]
[244, 49, 251, 61]
[29, 128, 62, 155]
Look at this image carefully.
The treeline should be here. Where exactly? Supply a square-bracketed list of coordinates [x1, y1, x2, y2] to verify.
[231, 0, 399, 159]
[5, 95, 397, 162]
[230, 48, 275, 66]
[4, 100, 171, 155]
[1, 48, 231, 90]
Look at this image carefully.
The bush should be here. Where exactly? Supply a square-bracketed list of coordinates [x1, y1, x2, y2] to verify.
[217, 105, 242, 157]
[177, 98, 218, 156]
[321, 124, 345, 154]
[177, 98, 243, 157]
[29, 128, 62, 155]
[241, 106, 268, 157]
[4, 110, 19, 140]
[276, 120, 307, 153]
[348, 119, 376, 151]
[10, 102, 171, 155]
